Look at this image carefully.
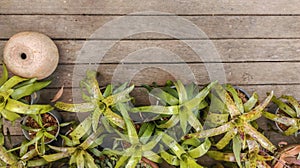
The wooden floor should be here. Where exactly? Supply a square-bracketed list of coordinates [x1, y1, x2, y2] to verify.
[1, 0, 300, 147]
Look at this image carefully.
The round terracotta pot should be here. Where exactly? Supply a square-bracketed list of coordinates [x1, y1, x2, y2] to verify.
[3, 32, 59, 80]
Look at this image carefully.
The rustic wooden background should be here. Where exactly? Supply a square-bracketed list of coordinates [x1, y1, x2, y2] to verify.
[1, 0, 300, 149]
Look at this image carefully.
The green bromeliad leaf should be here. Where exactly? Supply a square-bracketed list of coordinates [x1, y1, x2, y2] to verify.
[55, 102, 95, 112]
[5, 98, 54, 114]
[0, 76, 28, 92]
[118, 103, 139, 144]
[0, 64, 8, 87]
[158, 131, 209, 167]
[272, 95, 297, 118]
[149, 88, 179, 105]
[11, 80, 51, 100]
[281, 95, 300, 117]
[0, 146, 17, 165]
[233, 135, 242, 168]
[225, 85, 244, 114]
[244, 92, 258, 112]
[187, 138, 211, 158]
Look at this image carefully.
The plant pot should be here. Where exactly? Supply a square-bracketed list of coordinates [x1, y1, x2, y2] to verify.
[233, 86, 251, 103]
[60, 129, 73, 147]
[22, 91, 40, 105]
[22, 110, 62, 144]
[274, 108, 300, 135]
[29, 91, 40, 104]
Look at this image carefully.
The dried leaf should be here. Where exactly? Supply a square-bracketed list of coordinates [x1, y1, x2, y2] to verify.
[51, 85, 64, 102]
[141, 157, 159, 168]
[284, 145, 300, 156]
[275, 145, 300, 168]
[278, 141, 288, 147]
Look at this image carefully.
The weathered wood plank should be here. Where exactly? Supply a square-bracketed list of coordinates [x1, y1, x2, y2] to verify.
[1, 16, 300, 39]
[1, 0, 300, 15]
[1, 39, 300, 63]
[46, 62, 300, 88]
[4, 136, 25, 148]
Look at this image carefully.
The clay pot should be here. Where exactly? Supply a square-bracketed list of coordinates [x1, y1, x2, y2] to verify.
[3, 32, 59, 80]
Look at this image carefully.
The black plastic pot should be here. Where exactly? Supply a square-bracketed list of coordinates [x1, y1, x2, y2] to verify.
[29, 91, 40, 104]
[274, 107, 300, 135]
[22, 110, 62, 144]
[233, 86, 251, 101]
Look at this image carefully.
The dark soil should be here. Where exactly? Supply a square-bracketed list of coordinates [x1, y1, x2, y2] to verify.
[25, 113, 58, 142]
[227, 88, 249, 103]
[236, 89, 248, 104]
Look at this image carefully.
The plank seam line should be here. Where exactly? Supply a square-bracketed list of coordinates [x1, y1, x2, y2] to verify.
[2, 38, 300, 41]
[55, 61, 300, 65]
[1, 14, 300, 16]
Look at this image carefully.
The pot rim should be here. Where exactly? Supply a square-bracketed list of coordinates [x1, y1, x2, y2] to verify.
[233, 86, 251, 100]
[274, 107, 300, 135]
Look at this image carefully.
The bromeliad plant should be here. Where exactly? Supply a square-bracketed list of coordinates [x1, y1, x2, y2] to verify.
[0, 63, 53, 162]
[0, 63, 52, 141]
[183, 83, 276, 167]
[0, 64, 53, 121]
[55, 70, 134, 144]
[0, 143, 48, 168]
[103, 103, 162, 168]
[2, 66, 295, 167]
[131, 81, 216, 134]
[263, 95, 300, 136]
[202, 84, 257, 129]
[0, 64, 52, 123]
[8, 113, 72, 156]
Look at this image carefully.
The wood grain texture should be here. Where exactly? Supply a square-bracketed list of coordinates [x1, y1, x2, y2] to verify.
[1, 15, 300, 39]
[1, 39, 300, 63]
[3, 39, 300, 64]
[1, 0, 300, 15]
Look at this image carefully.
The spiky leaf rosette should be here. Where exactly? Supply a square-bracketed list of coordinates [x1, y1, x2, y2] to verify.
[132, 81, 216, 134]
[55, 70, 134, 143]
[184, 84, 276, 160]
